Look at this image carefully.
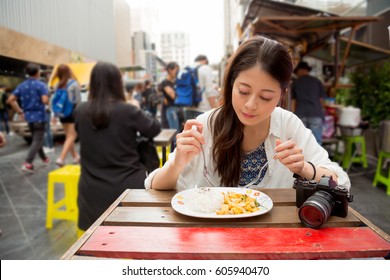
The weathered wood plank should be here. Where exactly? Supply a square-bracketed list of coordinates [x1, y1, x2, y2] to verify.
[120, 188, 296, 207]
[104, 206, 361, 228]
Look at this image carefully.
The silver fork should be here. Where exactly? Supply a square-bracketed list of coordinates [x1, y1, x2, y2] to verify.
[200, 144, 216, 188]
[240, 151, 277, 188]
[240, 137, 291, 188]
[192, 125, 216, 188]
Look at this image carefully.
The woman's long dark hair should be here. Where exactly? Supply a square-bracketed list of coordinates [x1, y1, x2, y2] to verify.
[88, 61, 126, 129]
[54, 64, 76, 89]
[210, 36, 293, 186]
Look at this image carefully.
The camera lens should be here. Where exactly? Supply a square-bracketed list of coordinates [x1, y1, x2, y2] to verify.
[298, 191, 335, 228]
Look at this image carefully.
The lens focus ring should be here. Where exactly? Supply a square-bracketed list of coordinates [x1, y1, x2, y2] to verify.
[298, 191, 335, 228]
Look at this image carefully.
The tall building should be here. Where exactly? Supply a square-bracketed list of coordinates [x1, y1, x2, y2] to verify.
[128, 3, 161, 81]
[129, 4, 160, 52]
[160, 32, 191, 69]
[224, 0, 250, 57]
[132, 31, 158, 80]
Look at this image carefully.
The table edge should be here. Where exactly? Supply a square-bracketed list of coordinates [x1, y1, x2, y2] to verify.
[60, 189, 131, 260]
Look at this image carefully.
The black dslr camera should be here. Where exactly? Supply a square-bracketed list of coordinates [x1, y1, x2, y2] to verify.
[294, 175, 353, 228]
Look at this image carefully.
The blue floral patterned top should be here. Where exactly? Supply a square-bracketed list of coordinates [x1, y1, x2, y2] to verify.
[239, 143, 268, 186]
[12, 78, 48, 123]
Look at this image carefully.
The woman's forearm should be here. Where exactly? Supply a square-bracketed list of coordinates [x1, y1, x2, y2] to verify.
[151, 161, 183, 190]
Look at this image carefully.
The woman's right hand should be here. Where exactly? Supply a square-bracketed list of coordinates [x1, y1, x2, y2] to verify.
[173, 119, 205, 169]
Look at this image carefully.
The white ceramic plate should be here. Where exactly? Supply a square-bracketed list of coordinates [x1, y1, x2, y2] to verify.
[171, 187, 273, 219]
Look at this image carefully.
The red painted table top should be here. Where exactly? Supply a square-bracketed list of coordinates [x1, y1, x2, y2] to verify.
[78, 226, 390, 260]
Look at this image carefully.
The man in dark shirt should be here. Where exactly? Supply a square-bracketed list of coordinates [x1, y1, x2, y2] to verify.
[291, 61, 327, 145]
[7, 63, 49, 172]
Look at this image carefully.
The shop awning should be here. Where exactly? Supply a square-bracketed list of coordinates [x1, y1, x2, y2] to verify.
[308, 36, 390, 68]
[240, 0, 388, 88]
[241, 0, 378, 56]
[245, 16, 379, 54]
[120, 65, 145, 72]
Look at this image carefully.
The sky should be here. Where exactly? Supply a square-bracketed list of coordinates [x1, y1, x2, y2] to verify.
[125, 0, 225, 65]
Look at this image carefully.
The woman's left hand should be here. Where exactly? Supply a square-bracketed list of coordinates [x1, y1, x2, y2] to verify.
[273, 138, 305, 174]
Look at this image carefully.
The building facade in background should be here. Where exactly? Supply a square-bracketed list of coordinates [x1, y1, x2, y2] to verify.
[0, 0, 132, 68]
[132, 31, 158, 80]
[160, 32, 191, 69]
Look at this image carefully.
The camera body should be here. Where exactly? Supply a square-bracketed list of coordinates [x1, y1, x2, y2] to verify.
[294, 175, 353, 218]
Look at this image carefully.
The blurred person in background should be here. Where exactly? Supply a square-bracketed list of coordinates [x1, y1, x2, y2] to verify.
[74, 61, 161, 232]
[0, 131, 5, 235]
[133, 81, 144, 105]
[43, 89, 55, 154]
[0, 84, 10, 135]
[40, 72, 55, 154]
[160, 62, 180, 130]
[194, 55, 219, 110]
[0, 131, 6, 148]
[7, 63, 49, 173]
[52, 64, 81, 166]
[291, 61, 327, 145]
[142, 79, 159, 117]
[125, 82, 140, 108]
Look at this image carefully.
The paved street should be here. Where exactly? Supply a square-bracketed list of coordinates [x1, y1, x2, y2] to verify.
[0, 134, 77, 259]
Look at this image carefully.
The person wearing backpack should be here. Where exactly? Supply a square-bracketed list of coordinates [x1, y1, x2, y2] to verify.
[51, 64, 81, 167]
[180, 55, 220, 121]
[7, 63, 50, 173]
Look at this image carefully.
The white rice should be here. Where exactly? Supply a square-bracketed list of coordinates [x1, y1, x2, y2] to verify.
[186, 187, 224, 213]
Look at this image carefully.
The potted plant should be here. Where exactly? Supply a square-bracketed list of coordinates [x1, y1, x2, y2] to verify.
[339, 59, 390, 158]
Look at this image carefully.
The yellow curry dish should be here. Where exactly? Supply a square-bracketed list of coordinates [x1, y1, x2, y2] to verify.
[216, 191, 261, 215]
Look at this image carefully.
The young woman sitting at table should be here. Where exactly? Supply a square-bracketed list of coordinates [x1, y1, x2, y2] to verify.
[75, 62, 161, 232]
[145, 36, 350, 191]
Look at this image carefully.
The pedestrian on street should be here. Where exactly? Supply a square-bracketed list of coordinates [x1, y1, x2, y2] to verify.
[291, 61, 327, 145]
[0, 130, 5, 236]
[7, 63, 50, 173]
[0, 131, 6, 148]
[52, 64, 81, 167]
[160, 62, 180, 130]
[0, 85, 10, 135]
[194, 55, 219, 110]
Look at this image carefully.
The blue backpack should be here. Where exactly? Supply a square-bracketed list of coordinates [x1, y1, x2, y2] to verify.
[52, 80, 76, 118]
[175, 66, 202, 107]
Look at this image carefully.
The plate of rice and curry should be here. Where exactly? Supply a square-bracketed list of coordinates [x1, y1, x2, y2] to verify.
[171, 187, 273, 218]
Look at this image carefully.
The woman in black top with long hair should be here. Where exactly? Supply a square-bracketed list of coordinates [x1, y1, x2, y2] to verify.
[75, 62, 161, 232]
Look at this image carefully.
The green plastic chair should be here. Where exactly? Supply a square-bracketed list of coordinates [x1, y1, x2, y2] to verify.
[340, 135, 368, 170]
[373, 151, 390, 195]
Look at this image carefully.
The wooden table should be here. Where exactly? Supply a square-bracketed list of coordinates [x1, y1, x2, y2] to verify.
[62, 188, 390, 260]
[153, 129, 176, 164]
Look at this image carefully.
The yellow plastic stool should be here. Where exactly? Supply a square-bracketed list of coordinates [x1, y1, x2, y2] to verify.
[340, 135, 368, 170]
[373, 151, 390, 195]
[157, 145, 171, 167]
[46, 165, 81, 229]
